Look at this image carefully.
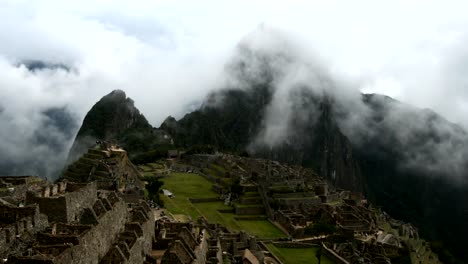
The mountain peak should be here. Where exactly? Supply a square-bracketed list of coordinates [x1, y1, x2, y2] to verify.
[67, 90, 154, 162]
[105, 89, 127, 99]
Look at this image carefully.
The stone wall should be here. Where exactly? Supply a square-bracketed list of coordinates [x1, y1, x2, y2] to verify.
[0, 176, 42, 186]
[322, 244, 350, 264]
[189, 198, 220, 203]
[161, 240, 195, 264]
[65, 182, 98, 223]
[100, 200, 155, 264]
[0, 204, 48, 257]
[272, 192, 316, 199]
[26, 182, 97, 223]
[234, 216, 267, 221]
[127, 202, 155, 263]
[272, 242, 318, 248]
[192, 230, 209, 264]
[277, 197, 321, 211]
[10, 198, 128, 264]
[56, 199, 127, 263]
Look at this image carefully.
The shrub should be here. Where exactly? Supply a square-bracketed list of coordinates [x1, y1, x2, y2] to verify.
[142, 176, 164, 206]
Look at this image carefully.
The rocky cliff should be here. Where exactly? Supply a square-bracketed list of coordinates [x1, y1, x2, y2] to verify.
[156, 46, 468, 261]
[68, 90, 171, 162]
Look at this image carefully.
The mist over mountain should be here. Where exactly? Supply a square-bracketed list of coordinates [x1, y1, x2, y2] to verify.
[0, 106, 78, 178]
[1, 4, 468, 261]
[158, 28, 468, 261]
[19, 60, 71, 72]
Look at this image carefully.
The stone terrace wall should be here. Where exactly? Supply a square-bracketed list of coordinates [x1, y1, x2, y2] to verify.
[100, 201, 155, 264]
[11, 197, 127, 264]
[126, 202, 155, 263]
[192, 229, 209, 264]
[0, 205, 48, 258]
[235, 206, 265, 215]
[272, 242, 318, 248]
[26, 182, 97, 223]
[65, 182, 97, 223]
[54, 199, 127, 264]
[322, 244, 350, 264]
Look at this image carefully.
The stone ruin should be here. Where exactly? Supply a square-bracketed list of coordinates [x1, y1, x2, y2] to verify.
[62, 145, 143, 191]
[0, 146, 155, 264]
[0, 146, 445, 264]
[0, 177, 155, 264]
[177, 153, 443, 264]
[149, 214, 283, 264]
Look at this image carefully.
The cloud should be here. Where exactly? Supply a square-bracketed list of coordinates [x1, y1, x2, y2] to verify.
[217, 26, 468, 182]
[2, 0, 468, 179]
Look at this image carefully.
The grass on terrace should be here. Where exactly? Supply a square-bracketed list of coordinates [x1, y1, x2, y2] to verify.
[161, 172, 285, 239]
[139, 165, 153, 172]
[266, 244, 335, 264]
[210, 163, 226, 174]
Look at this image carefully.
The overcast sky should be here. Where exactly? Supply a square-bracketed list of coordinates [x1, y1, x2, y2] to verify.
[1, 0, 468, 130]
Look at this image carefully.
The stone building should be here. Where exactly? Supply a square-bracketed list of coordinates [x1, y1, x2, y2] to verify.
[0, 146, 155, 264]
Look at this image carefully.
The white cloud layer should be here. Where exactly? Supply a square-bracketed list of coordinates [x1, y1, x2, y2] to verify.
[2, 0, 468, 177]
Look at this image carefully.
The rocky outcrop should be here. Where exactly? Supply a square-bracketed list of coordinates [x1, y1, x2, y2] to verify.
[68, 90, 171, 162]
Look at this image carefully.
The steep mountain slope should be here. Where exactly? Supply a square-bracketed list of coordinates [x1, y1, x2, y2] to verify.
[67, 29, 467, 262]
[68, 90, 171, 162]
[157, 31, 468, 261]
[161, 84, 468, 262]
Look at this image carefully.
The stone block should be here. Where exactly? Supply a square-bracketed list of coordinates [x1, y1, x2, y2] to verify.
[51, 185, 58, 196]
[80, 208, 98, 225]
[42, 186, 50, 198]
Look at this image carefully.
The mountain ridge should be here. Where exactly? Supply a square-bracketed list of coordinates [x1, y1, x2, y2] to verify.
[158, 85, 468, 262]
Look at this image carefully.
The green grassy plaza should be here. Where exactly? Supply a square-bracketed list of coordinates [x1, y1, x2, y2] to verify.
[160, 173, 285, 239]
[266, 243, 335, 264]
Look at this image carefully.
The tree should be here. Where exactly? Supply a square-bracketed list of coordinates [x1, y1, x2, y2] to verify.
[143, 176, 164, 206]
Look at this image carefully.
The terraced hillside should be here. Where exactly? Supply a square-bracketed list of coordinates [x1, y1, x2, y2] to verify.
[159, 172, 285, 239]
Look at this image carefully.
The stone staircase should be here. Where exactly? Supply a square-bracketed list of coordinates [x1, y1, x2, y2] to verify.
[234, 185, 266, 217]
[62, 149, 110, 182]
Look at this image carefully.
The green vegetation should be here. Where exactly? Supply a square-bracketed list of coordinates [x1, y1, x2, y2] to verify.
[202, 167, 218, 176]
[139, 165, 153, 172]
[142, 171, 156, 177]
[185, 144, 217, 155]
[236, 221, 284, 238]
[265, 244, 335, 264]
[202, 167, 233, 186]
[210, 164, 226, 174]
[161, 173, 285, 239]
[132, 145, 173, 164]
[147, 162, 164, 169]
[430, 241, 465, 264]
[138, 162, 166, 177]
[142, 176, 164, 206]
[161, 173, 217, 217]
[234, 203, 263, 208]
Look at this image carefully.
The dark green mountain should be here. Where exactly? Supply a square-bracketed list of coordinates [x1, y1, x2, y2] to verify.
[68, 90, 171, 162]
[69, 30, 468, 262]
[157, 38, 468, 262]
[161, 85, 468, 263]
